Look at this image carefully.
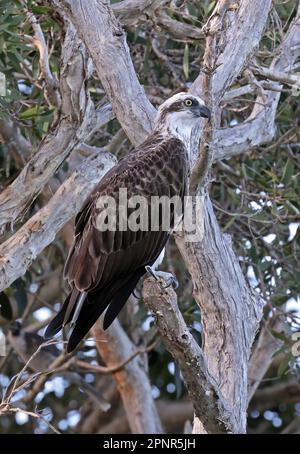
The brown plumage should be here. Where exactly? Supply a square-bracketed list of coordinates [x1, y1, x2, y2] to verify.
[45, 92, 210, 352]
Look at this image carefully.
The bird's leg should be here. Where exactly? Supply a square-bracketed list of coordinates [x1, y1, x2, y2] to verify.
[145, 266, 179, 289]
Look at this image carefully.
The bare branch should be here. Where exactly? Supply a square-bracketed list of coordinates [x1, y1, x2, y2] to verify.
[0, 405, 60, 434]
[214, 3, 300, 159]
[190, 0, 273, 191]
[155, 11, 204, 41]
[189, 1, 231, 193]
[222, 84, 254, 102]
[0, 119, 31, 167]
[2, 339, 60, 405]
[192, 0, 273, 103]
[251, 64, 300, 87]
[111, 0, 168, 26]
[0, 151, 116, 293]
[0, 23, 110, 232]
[111, 0, 204, 41]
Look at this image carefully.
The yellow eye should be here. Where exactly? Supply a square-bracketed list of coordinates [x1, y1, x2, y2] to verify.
[185, 99, 193, 107]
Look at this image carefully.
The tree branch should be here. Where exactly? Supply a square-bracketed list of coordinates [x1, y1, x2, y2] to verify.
[250, 64, 300, 87]
[142, 274, 232, 434]
[111, 0, 168, 26]
[0, 22, 109, 233]
[91, 320, 163, 434]
[192, 0, 273, 103]
[250, 378, 300, 411]
[27, 11, 61, 107]
[0, 150, 116, 292]
[213, 2, 300, 160]
[175, 196, 264, 433]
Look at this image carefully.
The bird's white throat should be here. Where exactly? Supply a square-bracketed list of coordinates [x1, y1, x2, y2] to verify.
[155, 111, 197, 154]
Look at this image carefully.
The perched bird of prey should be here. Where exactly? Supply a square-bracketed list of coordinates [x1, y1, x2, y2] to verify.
[8, 320, 110, 411]
[45, 92, 210, 352]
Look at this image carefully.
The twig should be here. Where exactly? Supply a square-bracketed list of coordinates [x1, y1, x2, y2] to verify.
[251, 64, 300, 87]
[20, 355, 74, 405]
[75, 339, 158, 375]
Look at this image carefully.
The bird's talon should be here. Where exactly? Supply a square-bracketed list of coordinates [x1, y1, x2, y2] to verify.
[132, 289, 139, 299]
[145, 265, 159, 280]
[162, 276, 179, 290]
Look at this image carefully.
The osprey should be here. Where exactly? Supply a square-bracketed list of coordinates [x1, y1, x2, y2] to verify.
[45, 92, 210, 352]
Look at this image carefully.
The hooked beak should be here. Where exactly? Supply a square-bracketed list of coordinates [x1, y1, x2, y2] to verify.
[199, 105, 211, 120]
[193, 104, 211, 120]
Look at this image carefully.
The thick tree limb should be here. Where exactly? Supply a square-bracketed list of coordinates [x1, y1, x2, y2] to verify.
[0, 151, 116, 292]
[192, 0, 273, 103]
[91, 320, 163, 434]
[0, 23, 106, 233]
[27, 11, 60, 107]
[1, 0, 299, 435]
[142, 274, 232, 433]
[250, 378, 300, 411]
[214, 2, 300, 160]
[55, 0, 156, 145]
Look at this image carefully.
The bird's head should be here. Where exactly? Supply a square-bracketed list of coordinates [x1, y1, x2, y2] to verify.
[156, 93, 210, 128]
[155, 92, 211, 148]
